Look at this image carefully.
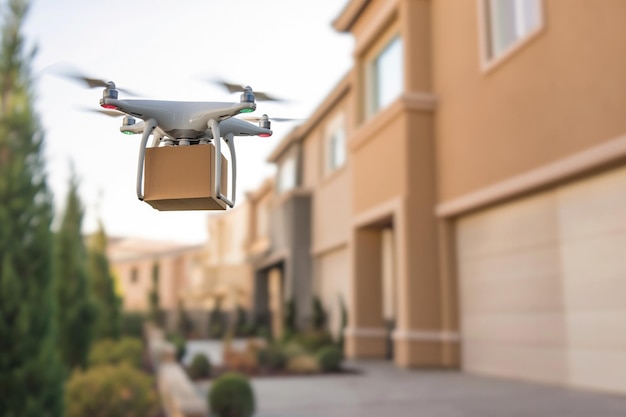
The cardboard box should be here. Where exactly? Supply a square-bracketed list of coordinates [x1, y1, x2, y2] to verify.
[143, 144, 228, 211]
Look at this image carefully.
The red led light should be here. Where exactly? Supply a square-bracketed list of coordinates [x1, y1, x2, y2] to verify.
[101, 104, 118, 110]
[258, 133, 272, 137]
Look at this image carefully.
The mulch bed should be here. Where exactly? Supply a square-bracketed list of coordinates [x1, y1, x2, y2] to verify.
[189, 365, 362, 381]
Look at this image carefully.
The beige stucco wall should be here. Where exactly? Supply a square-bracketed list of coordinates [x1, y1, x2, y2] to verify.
[315, 246, 351, 338]
[433, 0, 626, 202]
[109, 240, 204, 313]
[204, 202, 254, 310]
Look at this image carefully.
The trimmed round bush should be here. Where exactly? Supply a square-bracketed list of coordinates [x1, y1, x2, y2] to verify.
[65, 364, 158, 417]
[316, 345, 343, 372]
[89, 337, 143, 368]
[188, 353, 211, 379]
[208, 372, 255, 417]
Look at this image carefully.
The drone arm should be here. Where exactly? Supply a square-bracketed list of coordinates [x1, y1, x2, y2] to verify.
[208, 119, 235, 208]
[136, 118, 158, 201]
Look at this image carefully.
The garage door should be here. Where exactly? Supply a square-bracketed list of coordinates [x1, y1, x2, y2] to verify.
[457, 165, 626, 392]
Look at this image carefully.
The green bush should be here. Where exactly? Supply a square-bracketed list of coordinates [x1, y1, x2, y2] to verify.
[316, 345, 343, 372]
[282, 341, 306, 359]
[121, 313, 146, 339]
[256, 344, 287, 371]
[167, 333, 186, 362]
[89, 337, 143, 368]
[312, 296, 327, 331]
[65, 364, 158, 417]
[292, 331, 334, 353]
[208, 372, 255, 417]
[188, 353, 211, 379]
[287, 354, 320, 373]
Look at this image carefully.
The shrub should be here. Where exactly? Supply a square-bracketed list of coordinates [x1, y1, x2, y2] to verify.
[65, 364, 158, 417]
[287, 354, 320, 374]
[283, 298, 297, 335]
[316, 345, 343, 372]
[89, 337, 143, 368]
[234, 305, 249, 337]
[312, 296, 327, 331]
[208, 372, 255, 417]
[208, 297, 226, 339]
[167, 333, 186, 362]
[256, 344, 287, 371]
[188, 353, 211, 379]
[282, 341, 306, 359]
[177, 302, 194, 338]
[292, 331, 334, 353]
[121, 313, 146, 339]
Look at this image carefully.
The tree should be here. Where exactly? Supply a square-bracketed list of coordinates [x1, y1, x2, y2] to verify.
[89, 220, 122, 340]
[148, 260, 163, 326]
[0, 0, 64, 415]
[55, 172, 96, 371]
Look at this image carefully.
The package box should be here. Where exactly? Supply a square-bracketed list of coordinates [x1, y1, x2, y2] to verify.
[143, 144, 228, 211]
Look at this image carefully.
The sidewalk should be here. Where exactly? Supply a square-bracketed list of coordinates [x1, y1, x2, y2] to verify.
[196, 360, 626, 417]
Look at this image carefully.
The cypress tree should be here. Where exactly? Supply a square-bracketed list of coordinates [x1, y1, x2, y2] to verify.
[148, 260, 163, 326]
[88, 220, 122, 340]
[54, 172, 96, 371]
[0, 0, 64, 415]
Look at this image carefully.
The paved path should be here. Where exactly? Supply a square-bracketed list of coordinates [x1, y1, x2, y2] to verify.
[196, 360, 626, 417]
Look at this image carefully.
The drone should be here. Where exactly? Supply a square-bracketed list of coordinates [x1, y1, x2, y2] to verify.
[68, 73, 296, 211]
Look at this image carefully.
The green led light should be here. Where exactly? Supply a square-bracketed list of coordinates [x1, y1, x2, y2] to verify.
[122, 131, 134, 135]
[240, 108, 254, 113]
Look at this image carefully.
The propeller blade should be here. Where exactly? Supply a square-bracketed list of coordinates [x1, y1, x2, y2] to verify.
[77, 106, 124, 118]
[241, 116, 303, 123]
[209, 78, 285, 102]
[56, 70, 140, 96]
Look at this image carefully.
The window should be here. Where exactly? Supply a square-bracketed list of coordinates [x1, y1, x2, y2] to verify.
[325, 115, 346, 174]
[277, 153, 296, 193]
[367, 35, 404, 118]
[484, 0, 542, 61]
[130, 267, 139, 284]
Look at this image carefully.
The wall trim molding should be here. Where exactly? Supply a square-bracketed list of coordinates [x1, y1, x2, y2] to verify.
[353, 196, 404, 228]
[344, 327, 388, 338]
[393, 329, 460, 343]
[437, 134, 626, 218]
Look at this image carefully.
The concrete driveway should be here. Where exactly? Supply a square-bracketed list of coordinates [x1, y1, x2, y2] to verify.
[196, 360, 626, 417]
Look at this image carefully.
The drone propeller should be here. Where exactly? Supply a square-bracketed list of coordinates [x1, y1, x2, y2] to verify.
[59, 70, 140, 96]
[240, 115, 303, 123]
[77, 106, 124, 118]
[210, 78, 284, 102]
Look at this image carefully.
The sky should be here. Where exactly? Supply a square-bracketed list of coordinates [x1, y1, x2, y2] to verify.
[21, 0, 354, 245]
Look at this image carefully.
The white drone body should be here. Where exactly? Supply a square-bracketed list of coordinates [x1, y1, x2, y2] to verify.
[99, 82, 274, 208]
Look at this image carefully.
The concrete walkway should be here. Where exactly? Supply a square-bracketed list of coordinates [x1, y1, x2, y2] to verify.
[196, 360, 626, 417]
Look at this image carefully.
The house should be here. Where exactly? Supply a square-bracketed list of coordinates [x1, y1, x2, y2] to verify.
[219, 0, 626, 395]
[108, 237, 205, 332]
[333, 0, 626, 394]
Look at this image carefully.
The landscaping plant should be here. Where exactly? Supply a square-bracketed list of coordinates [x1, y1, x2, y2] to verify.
[88, 337, 143, 369]
[316, 345, 343, 372]
[188, 353, 212, 379]
[256, 344, 287, 371]
[167, 332, 187, 362]
[208, 372, 255, 417]
[65, 364, 159, 417]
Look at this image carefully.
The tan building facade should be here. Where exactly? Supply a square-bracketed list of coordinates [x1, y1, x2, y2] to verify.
[108, 237, 205, 329]
[211, 0, 626, 395]
[333, 0, 626, 393]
